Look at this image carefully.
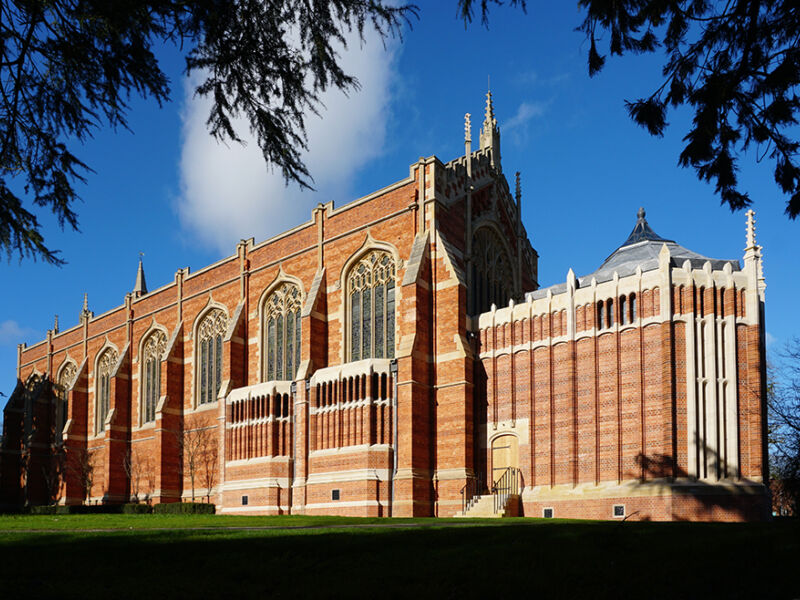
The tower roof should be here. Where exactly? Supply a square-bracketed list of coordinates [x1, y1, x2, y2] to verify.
[620, 207, 674, 246]
[526, 207, 741, 301]
[590, 208, 740, 282]
[133, 257, 148, 297]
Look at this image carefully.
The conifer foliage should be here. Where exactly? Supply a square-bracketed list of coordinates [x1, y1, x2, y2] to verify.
[580, 0, 800, 218]
[462, 0, 800, 219]
[0, 1, 415, 263]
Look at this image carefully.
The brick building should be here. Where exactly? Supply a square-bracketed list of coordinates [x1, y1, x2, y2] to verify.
[0, 93, 769, 520]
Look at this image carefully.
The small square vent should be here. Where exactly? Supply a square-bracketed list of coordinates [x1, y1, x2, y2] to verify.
[613, 504, 625, 518]
[331, 489, 341, 501]
[241, 495, 249, 506]
[543, 508, 553, 519]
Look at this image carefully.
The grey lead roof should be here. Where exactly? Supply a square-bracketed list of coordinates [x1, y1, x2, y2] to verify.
[525, 208, 741, 302]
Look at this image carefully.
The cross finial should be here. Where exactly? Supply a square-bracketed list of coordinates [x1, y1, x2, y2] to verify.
[745, 209, 756, 249]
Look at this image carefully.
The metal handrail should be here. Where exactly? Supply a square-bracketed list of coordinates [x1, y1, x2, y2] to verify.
[492, 467, 519, 514]
[460, 475, 484, 514]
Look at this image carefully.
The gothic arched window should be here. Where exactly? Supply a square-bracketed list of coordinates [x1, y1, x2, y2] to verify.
[348, 250, 396, 361]
[141, 330, 167, 423]
[264, 283, 302, 381]
[197, 309, 228, 405]
[597, 301, 605, 329]
[470, 228, 514, 315]
[96, 348, 118, 434]
[56, 362, 77, 438]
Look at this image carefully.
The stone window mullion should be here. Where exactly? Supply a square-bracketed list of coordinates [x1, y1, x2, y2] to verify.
[347, 251, 396, 362]
[197, 309, 228, 406]
[263, 283, 302, 382]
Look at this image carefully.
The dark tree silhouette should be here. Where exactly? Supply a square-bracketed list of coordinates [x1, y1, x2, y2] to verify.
[6, 1, 797, 265]
[460, 0, 800, 218]
[769, 338, 800, 515]
[0, 0, 416, 264]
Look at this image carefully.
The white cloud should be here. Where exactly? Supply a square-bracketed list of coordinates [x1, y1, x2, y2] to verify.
[766, 331, 777, 347]
[0, 320, 37, 346]
[176, 29, 400, 255]
[505, 101, 547, 132]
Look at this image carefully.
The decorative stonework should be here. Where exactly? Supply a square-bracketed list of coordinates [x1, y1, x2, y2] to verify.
[198, 309, 228, 405]
[347, 250, 396, 361]
[264, 282, 302, 382]
[58, 361, 78, 392]
[141, 330, 167, 423]
[470, 227, 513, 315]
[198, 309, 228, 341]
[96, 348, 118, 433]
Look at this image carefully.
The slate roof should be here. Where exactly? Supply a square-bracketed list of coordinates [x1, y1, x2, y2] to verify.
[525, 208, 740, 302]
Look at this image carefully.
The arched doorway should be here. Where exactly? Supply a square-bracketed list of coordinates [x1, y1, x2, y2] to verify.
[491, 434, 518, 486]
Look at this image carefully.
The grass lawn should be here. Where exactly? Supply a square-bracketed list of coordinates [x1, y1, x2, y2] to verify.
[0, 515, 797, 599]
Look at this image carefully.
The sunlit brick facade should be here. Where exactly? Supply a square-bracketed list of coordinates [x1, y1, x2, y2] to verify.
[1, 95, 769, 521]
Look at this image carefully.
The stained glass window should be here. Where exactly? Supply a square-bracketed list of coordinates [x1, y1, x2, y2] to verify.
[57, 361, 77, 438]
[142, 330, 167, 423]
[263, 283, 302, 381]
[348, 250, 396, 361]
[197, 309, 228, 405]
[96, 348, 118, 433]
[469, 228, 514, 315]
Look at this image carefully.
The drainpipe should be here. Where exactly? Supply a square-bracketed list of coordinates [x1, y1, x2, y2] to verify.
[390, 359, 398, 517]
[290, 380, 297, 515]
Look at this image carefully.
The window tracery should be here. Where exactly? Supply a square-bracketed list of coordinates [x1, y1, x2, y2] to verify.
[142, 330, 167, 423]
[197, 309, 227, 405]
[470, 228, 514, 315]
[96, 348, 118, 433]
[56, 362, 77, 436]
[348, 250, 396, 361]
[264, 282, 302, 381]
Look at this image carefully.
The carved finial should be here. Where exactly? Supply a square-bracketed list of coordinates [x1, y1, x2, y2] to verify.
[465, 113, 471, 143]
[515, 172, 521, 204]
[133, 255, 148, 297]
[82, 293, 88, 313]
[53, 314, 59, 334]
[484, 87, 495, 125]
[637, 207, 646, 220]
[745, 209, 756, 249]
[479, 83, 501, 167]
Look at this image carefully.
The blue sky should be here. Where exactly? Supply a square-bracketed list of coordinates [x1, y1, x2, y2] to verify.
[2, 4, 798, 411]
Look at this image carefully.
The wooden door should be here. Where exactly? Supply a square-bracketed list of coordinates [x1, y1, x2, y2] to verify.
[491, 434, 518, 486]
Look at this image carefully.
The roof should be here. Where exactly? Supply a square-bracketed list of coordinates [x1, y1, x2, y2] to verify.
[526, 208, 740, 302]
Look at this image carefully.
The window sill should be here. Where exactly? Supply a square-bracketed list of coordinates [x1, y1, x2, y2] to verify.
[191, 400, 220, 413]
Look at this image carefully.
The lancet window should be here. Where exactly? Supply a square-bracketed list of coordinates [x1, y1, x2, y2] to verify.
[56, 362, 77, 438]
[96, 348, 118, 433]
[470, 228, 514, 315]
[142, 330, 167, 423]
[264, 283, 302, 381]
[348, 250, 396, 361]
[198, 309, 228, 405]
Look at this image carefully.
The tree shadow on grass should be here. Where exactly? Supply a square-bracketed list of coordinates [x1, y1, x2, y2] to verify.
[1, 519, 797, 599]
